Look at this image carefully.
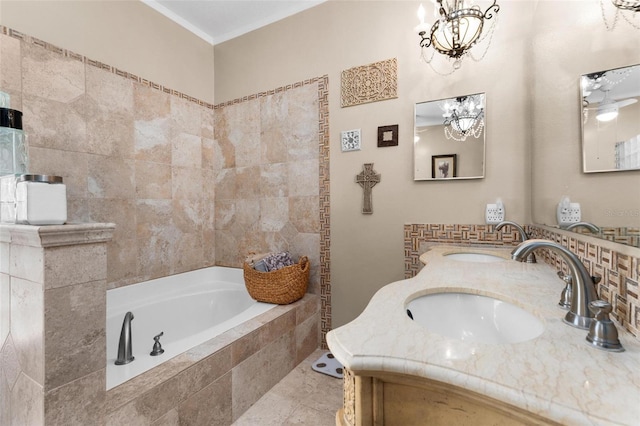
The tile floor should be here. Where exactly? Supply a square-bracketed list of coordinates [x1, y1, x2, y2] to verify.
[233, 349, 343, 425]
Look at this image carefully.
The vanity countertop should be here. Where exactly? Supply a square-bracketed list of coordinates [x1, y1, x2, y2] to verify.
[326, 245, 640, 425]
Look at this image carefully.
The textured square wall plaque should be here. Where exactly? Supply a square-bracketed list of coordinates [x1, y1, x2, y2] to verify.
[341, 129, 361, 152]
[341, 58, 398, 108]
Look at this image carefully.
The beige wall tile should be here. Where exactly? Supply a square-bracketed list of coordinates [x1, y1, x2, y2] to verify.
[89, 198, 136, 241]
[214, 168, 236, 200]
[137, 236, 171, 280]
[290, 196, 320, 233]
[178, 372, 232, 426]
[134, 117, 172, 164]
[259, 163, 288, 198]
[88, 155, 135, 199]
[201, 137, 216, 170]
[0, 274, 9, 345]
[0, 34, 22, 99]
[173, 232, 204, 274]
[44, 280, 106, 389]
[0, 242, 9, 274]
[86, 111, 135, 159]
[1, 335, 20, 389]
[23, 93, 87, 153]
[231, 331, 295, 420]
[22, 43, 84, 103]
[44, 244, 107, 289]
[201, 110, 214, 140]
[134, 84, 170, 121]
[10, 245, 43, 283]
[235, 166, 260, 199]
[11, 372, 44, 426]
[44, 369, 105, 425]
[177, 345, 232, 401]
[170, 96, 202, 137]
[288, 159, 319, 197]
[135, 161, 172, 199]
[11, 277, 44, 385]
[173, 199, 203, 234]
[295, 312, 320, 365]
[0, 361, 10, 426]
[106, 238, 137, 286]
[172, 167, 203, 200]
[260, 197, 288, 232]
[153, 409, 179, 426]
[86, 66, 134, 115]
[28, 147, 89, 199]
[171, 132, 202, 169]
[136, 199, 172, 240]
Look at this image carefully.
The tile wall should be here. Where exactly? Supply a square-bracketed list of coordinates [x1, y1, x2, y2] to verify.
[213, 79, 331, 341]
[404, 223, 640, 341]
[0, 28, 216, 289]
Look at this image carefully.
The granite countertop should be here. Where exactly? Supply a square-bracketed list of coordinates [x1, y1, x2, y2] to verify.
[327, 245, 640, 425]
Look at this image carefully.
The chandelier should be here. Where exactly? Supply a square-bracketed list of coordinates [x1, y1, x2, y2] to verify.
[441, 95, 484, 141]
[416, 0, 500, 73]
[612, 0, 640, 12]
[601, 0, 639, 30]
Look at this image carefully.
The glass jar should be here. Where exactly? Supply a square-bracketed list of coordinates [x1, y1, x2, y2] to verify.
[0, 107, 28, 176]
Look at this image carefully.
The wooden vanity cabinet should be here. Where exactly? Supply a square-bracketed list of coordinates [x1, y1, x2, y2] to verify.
[336, 368, 561, 426]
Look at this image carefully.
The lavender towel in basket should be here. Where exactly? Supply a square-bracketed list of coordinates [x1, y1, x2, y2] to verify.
[263, 252, 295, 272]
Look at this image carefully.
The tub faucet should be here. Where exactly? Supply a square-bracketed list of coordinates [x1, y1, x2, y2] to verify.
[511, 239, 598, 329]
[115, 311, 135, 365]
[496, 221, 536, 263]
[566, 221, 600, 234]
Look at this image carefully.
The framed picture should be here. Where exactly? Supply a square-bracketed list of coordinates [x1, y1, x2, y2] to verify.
[341, 129, 361, 152]
[377, 124, 398, 147]
[432, 154, 457, 179]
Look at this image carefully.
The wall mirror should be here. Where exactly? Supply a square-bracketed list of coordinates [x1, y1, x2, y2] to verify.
[581, 63, 640, 173]
[414, 93, 486, 180]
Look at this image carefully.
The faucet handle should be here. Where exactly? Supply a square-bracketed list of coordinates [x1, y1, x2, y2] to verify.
[585, 301, 624, 352]
[150, 332, 165, 356]
[557, 272, 572, 309]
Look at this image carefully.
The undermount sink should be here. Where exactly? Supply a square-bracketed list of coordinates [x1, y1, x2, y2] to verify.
[443, 252, 506, 263]
[406, 292, 544, 344]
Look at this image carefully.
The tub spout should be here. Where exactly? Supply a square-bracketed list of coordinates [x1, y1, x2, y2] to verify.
[511, 239, 598, 329]
[115, 311, 135, 365]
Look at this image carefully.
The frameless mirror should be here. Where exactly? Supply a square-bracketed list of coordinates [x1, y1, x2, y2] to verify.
[581, 64, 640, 173]
[414, 93, 486, 180]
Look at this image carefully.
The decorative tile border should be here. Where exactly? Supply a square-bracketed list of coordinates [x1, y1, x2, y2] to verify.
[340, 58, 397, 108]
[528, 225, 639, 339]
[403, 223, 640, 340]
[0, 25, 215, 109]
[403, 224, 522, 278]
[214, 76, 332, 348]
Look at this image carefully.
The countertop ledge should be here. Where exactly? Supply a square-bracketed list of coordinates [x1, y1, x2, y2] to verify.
[327, 245, 640, 426]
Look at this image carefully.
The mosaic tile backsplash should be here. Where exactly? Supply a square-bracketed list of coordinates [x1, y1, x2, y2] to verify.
[404, 224, 640, 340]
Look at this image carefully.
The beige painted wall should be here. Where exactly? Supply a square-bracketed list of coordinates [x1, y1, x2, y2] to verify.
[530, 1, 640, 228]
[0, 0, 215, 103]
[215, 1, 535, 327]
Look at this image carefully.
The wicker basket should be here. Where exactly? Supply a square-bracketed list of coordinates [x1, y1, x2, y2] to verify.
[243, 256, 310, 304]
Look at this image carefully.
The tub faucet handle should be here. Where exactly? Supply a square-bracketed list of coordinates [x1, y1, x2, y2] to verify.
[150, 332, 165, 356]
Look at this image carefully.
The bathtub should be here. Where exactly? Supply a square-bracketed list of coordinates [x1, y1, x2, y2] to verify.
[106, 266, 276, 390]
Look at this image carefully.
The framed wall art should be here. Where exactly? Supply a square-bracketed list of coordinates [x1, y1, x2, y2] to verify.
[377, 124, 398, 147]
[432, 154, 457, 179]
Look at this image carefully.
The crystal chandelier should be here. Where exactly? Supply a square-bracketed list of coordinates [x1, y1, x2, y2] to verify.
[416, 0, 500, 73]
[601, 0, 639, 30]
[441, 95, 484, 141]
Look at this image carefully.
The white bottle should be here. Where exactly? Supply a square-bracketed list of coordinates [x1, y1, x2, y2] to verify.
[15, 174, 67, 225]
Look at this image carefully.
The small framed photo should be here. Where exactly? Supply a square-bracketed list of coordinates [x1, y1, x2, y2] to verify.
[341, 129, 361, 152]
[377, 124, 398, 147]
[432, 154, 457, 179]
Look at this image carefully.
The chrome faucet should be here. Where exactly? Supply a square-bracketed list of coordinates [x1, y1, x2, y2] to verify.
[115, 311, 135, 365]
[511, 239, 598, 329]
[496, 221, 536, 263]
[566, 221, 600, 234]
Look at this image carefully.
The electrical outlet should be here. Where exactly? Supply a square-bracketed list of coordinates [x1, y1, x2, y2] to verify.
[485, 200, 505, 224]
[557, 201, 581, 227]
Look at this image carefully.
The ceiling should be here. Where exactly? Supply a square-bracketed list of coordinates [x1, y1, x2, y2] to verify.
[143, 0, 326, 45]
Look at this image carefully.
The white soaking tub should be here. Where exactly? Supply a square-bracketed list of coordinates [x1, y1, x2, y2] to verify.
[106, 266, 276, 389]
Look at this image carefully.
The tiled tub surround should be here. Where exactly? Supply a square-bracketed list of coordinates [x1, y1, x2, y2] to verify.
[1, 26, 332, 340]
[1, 222, 320, 425]
[329, 245, 640, 425]
[404, 223, 640, 340]
[0, 223, 115, 425]
[106, 293, 320, 425]
[213, 78, 331, 340]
